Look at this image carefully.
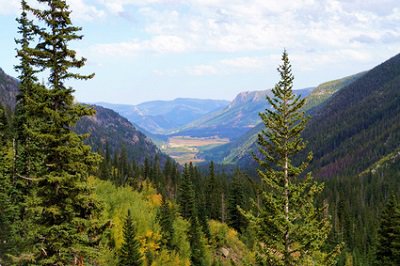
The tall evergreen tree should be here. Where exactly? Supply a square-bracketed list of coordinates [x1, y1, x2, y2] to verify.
[14, 0, 104, 264]
[227, 169, 247, 233]
[244, 50, 340, 265]
[374, 195, 400, 266]
[14, 0, 47, 180]
[205, 161, 222, 220]
[0, 106, 17, 264]
[157, 195, 175, 250]
[177, 164, 197, 220]
[177, 164, 208, 265]
[118, 209, 143, 266]
[188, 216, 208, 266]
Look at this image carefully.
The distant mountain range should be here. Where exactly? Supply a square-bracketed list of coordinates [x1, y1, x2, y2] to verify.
[205, 52, 400, 182]
[96, 98, 229, 135]
[201, 72, 365, 164]
[0, 68, 170, 165]
[3, 50, 400, 176]
[100, 88, 313, 143]
[174, 88, 313, 140]
[75, 105, 169, 165]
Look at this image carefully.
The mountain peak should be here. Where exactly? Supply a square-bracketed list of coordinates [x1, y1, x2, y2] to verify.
[229, 89, 271, 108]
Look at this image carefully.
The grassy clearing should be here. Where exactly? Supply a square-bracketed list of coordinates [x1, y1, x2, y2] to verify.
[161, 136, 229, 164]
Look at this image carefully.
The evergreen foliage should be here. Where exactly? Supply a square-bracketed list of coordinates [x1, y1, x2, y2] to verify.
[177, 164, 197, 220]
[244, 50, 340, 265]
[374, 195, 400, 265]
[227, 169, 247, 233]
[13, 0, 104, 264]
[205, 161, 222, 221]
[118, 209, 143, 266]
[177, 164, 210, 265]
[0, 106, 17, 264]
[188, 216, 208, 266]
[158, 195, 175, 250]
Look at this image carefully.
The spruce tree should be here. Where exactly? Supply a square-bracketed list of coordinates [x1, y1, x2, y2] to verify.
[189, 216, 208, 266]
[205, 161, 222, 220]
[177, 164, 197, 220]
[244, 50, 340, 265]
[14, 0, 47, 180]
[0, 106, 17, 264]
[118, 209, 143, 266]
[374, 195, 400, 266]
[227, 169, 247, 233]
[157, 195, 175, 250]
[14, 0, 103, 264]
[177, 164, 208, 265]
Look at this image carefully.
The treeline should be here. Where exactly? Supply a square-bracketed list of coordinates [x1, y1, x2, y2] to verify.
[322, 156, 400, 265]
[96, 145, 256, 241]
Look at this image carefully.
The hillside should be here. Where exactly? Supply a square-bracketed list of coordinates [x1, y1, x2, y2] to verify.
[0, 68, 170, 166]
[175, 88, 313, 140]
[75, 105, 170, 165]
[303, 72, 366, 111]
[303, 53, 400, 178]
[203, 72, 364, 164]
[0, 68, 19, 112]
[218, 53, 400, 178]
[97, 98, 229, 135]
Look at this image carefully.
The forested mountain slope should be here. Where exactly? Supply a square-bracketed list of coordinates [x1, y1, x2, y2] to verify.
[75, 105, 170, 165]
[0, 68, 170, 165]
[304, 53, 400, 178]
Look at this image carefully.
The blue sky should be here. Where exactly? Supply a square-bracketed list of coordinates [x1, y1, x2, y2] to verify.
[0, 0, 399, 104]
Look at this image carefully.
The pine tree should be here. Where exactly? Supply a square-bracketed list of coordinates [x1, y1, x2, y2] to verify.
[99, 142, 112, 180]
[227, 169, 247, 233]
[244, 50, 340, 265]
[118, 209, 143, 266]
[189, 216, 208, 266]
[197, 190, 212, 240]
[14, 0, 104, 264]
[374, 195, 400, 266]
[177, 164, 197, 220]
[177, 164, 208, 265]
[157, 195, 175, 250]
[205, 161, 222, 220]
[14, 0, 47, 180]
[0, 105, 17, 264]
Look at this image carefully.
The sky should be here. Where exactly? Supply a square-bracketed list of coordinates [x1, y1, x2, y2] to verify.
[0, 0, 399, 105]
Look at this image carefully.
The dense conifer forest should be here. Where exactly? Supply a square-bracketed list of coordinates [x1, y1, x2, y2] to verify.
[1, 1, 400, 266]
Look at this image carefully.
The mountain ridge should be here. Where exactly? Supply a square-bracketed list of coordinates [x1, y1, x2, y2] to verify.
[97, 98, 229, 135]
[173, 88, 313, 140]
[200, 72, 366, 164]
[0, 68, 171, 166]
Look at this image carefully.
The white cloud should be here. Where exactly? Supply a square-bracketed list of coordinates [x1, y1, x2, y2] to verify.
[186, 64, 218, 76]
[0, 0, 104, 20]
[68, 0, 105, 21]
[0, 0, 19, 15]
[77, 0, 399, 61]
[220, 56, 265, 69]
[183, 55, 269, 76]
[92, 35, 189, 56]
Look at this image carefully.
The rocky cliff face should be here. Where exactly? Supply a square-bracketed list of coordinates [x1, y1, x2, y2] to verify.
[0, 68, 19, 111]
